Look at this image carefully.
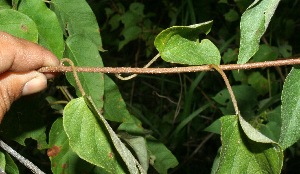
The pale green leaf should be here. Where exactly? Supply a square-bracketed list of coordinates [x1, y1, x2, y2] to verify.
[154, 21, 221, 65]
[0, 9, 38, 42]
[18, 0, 64, 58]
[51, 0, 104, 51]
[279, 68, 300, 150]
[49, 118, 103, 174]
[215, 115, 283, 174]
[63, 98, 126, 173]
[238, 0, 280, 64]
[65, 35, 104, 110]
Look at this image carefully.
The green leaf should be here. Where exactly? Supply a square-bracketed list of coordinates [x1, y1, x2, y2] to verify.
[51, 0, 104, 51]
[118, 2, 144, 50]
[248, 72, 269, 96]
[103, 75, 136, 123]
[279, 68, 300, 150]
[49, 118, 102, 174]
[84, 96, 146, 173]
[0, 151, 19, 174]
[238, 114, 275, 144]
[65, 35, 104, 110]
[119, 26, 141, 50]
[278, 42, 292, 58]
[63, 98, 126, 173]
[215, 115, 283, 173]
[0, 9, 38, 42]
[5, 152, 19, 174]
[0, 152, 4, 171]
[237, 0, 280, 64]
[154, 21, 221, 65]
[118, 122, 178, 173]
[146, 136, 179, 174]
[204, 119, 221, 134]
[259, 107, 281, 142]
[222, 48, 238, 64]
[224, 9, 239, 22]
[213, 85, 257, 119]
[18, 0, 64, 58]
[251, 44, 278, 62]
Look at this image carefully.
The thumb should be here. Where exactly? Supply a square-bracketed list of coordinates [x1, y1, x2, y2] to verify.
[0, 71, 47, 121]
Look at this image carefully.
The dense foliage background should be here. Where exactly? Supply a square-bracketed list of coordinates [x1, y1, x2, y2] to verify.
[0, 0, 300, 173]
[91, 0, 300, 173]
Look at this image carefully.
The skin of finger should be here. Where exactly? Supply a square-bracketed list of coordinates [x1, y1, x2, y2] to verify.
[0, 31, 59, 73]
[0, 71, 47, 122]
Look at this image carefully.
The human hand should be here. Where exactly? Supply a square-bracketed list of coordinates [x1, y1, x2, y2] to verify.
[0, 31, 59, 122]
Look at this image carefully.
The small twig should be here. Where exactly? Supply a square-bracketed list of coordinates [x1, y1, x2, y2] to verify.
[60, 58, 86, 96]
[115, 53, 161, 80]
[39, 58, 300, 74]
[0, 139, 45, 174]
[211, 65, 239, 115]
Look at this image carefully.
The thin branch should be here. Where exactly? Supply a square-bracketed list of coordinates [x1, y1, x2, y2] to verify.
[211, 65, 239, 115]
[115, 53, 160, 80]
[39, 58, 300, 74]
[0, 139, 45, 174]
[60, 58, 86, 96]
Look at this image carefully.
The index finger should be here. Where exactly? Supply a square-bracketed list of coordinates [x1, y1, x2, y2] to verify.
[0, 31, 59, 73]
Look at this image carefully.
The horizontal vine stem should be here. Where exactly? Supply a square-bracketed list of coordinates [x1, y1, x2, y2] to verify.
[38, 58, 300, 74]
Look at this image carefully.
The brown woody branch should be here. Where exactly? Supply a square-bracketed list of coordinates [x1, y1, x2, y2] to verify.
[38, 58, 300, 74]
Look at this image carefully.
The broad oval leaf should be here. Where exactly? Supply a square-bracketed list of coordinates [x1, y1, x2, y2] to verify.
[51, 0, 104, 51]
[237, 0, 280, 64]
[84, 96, 146, 174]
[63, 98, 126, 173]
[154, 21, 221, 65]
[18, 0, 64, 58]
[65, 35, 104, 110]
[49, 118, 101, 174]
[0, 9, 38, 42]
[215, 115, 283, 174]
[279, 68, 300, 150]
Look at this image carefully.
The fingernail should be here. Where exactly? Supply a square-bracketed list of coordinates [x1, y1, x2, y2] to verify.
[22, 74, 47, 96]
